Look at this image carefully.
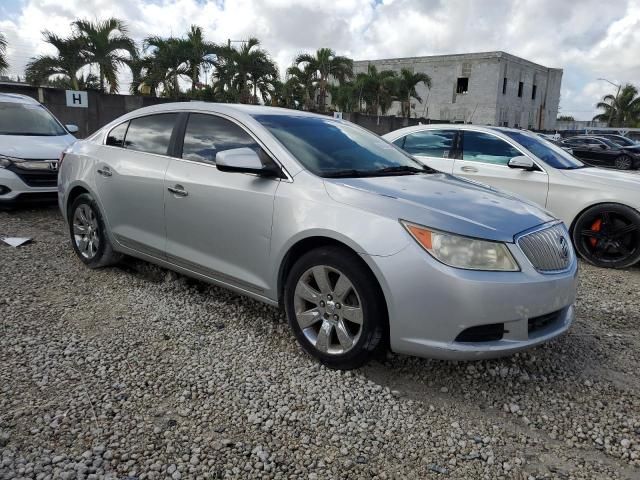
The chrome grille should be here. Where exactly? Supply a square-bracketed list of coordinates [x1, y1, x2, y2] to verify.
[517, 223, 573, 272]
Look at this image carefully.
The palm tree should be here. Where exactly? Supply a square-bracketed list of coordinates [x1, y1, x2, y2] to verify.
[285, 64, 315, 110]
[293, 48, 353, 111]
[395, 68, 431, 119]
[0, 33, 8, 75]
[141, 36, 190, 99]
[593, 83, 640, 127]
[213, 38, 278, 104]
[329, 81, 357, 113]
[356, 64, 397, 116]
[25, 32, 88, 90]
[72, 18, 137, 93]
[183, 25, 217, 91]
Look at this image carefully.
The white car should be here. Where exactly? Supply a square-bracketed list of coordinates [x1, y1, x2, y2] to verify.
[383, 125, 640, 269]
[0, 93, 78, 207]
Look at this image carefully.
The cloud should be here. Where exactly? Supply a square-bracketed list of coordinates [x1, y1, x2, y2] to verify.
[1, 0, 639, 120]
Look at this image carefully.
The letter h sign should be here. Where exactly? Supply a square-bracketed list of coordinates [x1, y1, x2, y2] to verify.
[65, 90, 88, 108]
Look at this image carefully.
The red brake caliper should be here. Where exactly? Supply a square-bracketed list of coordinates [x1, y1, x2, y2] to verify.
[590, 218, 602, 247]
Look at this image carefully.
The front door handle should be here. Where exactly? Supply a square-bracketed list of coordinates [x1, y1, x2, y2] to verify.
[97, 166, 112, 177]
[461, 166, 478, 173]
[168, 185, 188, 197]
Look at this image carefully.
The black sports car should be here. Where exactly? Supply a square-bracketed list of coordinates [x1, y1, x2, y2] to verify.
[561, 136, 640, 170]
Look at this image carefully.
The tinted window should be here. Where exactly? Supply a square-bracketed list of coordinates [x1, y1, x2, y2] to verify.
[401, 130, 456, 159]
[252, 114, 424, 176]
[462, 131, 522, 165]
[499, 130, 585, 169]
[106, 121, 128, 147]
[125, 114, 178, 155]
[182, 114, 259, 164]
[0, 102, 67, 136]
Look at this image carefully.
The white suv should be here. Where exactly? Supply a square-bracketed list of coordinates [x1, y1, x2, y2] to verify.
[0, 93, 78, 207]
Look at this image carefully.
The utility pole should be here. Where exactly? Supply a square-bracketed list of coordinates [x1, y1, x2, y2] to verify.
[598, 78, 622, 127]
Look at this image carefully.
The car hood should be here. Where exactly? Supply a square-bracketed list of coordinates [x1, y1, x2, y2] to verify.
[324, 173, 555, 242]
[0, 134, 76, 159]
[561, 166, 640, 190]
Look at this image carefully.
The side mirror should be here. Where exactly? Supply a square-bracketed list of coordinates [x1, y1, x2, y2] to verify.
[216, 147, 281, 177]
[65, 124, 79, 134]
[508, 155, 535, 170]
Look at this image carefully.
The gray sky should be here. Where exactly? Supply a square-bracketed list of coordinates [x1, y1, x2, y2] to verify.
[1, 0, 639, 120]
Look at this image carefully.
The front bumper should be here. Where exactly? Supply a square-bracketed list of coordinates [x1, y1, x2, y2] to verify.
[365, 240, 578, 361]
[0, 168, 58, 205]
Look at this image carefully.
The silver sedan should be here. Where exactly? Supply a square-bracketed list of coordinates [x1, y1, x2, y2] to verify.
[58, 104, 577, 369]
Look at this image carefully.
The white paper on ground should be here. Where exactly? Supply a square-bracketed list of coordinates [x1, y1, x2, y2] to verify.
[1, 237, 32, 247]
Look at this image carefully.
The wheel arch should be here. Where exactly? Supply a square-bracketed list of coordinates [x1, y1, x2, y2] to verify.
[276, 235, 391, 344]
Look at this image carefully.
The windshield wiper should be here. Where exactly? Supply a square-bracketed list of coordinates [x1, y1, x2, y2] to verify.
[322, 169, 369, 178]
[373, 165, 434, 175]
[322, 165, 434, 178]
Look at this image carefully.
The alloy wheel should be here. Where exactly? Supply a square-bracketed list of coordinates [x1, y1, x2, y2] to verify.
[293, 265, 363, 355]
[580, 210, 638, 264]
[615, 155, 632, 170]
[72, 204, 100, 259]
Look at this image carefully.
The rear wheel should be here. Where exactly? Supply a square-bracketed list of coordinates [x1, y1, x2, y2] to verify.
[614, 155, 632, 170]
[572, 203, 640, 268]
[68, 193, 121, 268]
[284, 246, 386, 369]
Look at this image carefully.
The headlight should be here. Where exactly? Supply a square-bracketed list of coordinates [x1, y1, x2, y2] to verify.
[401, 220, 520, 271]
[0, 154, 21, 168]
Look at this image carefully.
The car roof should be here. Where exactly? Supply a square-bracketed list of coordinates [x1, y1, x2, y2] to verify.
[381, 123, 531, 139]
[0, 93, 41, 105]
[119, 102, 325, 119]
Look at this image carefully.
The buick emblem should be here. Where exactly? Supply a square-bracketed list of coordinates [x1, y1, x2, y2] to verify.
[558, 236, 569, 259]
[48, 161, 58, 172]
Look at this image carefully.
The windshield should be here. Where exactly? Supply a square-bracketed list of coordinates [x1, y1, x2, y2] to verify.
[499, 130, 585, 169]
[604, 135, 636, 147]
[0, 102, 67, 136]
[252, 114, 430, 177]
[591, 137, 622, 148]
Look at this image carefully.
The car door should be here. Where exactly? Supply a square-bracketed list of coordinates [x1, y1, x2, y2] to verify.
[164, 112, 281, 294]
[392, 129, 457, 173]
[95, 113, 178, 257]
[452, 130, 549, 207]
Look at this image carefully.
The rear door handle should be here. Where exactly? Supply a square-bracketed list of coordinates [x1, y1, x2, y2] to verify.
[97, 166, 112, 177]
[461, 166, 478, 173]
[167, 185, 188, 197]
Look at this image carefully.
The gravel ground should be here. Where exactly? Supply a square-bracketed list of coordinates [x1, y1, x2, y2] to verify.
[1, 206, 639, 480]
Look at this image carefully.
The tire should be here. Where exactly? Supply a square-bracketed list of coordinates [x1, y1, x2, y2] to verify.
[284, 246, 386, 370]
[68, 193, 122, 268]
[572, 203, 640, 269]
[614, 155, 632, 170]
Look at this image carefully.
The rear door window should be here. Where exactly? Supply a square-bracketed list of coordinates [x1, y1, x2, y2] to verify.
[124, 114, 178, 156]
[399, 130, 457, 159]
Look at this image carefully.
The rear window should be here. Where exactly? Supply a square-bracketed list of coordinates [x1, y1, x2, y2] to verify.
[0, 102, 67, 136]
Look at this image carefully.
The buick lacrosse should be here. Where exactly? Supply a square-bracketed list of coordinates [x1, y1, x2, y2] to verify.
[58, 104, 577, 369]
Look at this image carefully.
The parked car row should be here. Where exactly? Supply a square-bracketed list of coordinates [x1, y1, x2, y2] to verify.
[561, 135, 640, 170]
[2, 94, 639, 368]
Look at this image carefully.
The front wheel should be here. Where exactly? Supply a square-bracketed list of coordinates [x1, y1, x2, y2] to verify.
[68, 193, 122, 268]
[572, 203, 640, 268]
[284, 246, 386, 369]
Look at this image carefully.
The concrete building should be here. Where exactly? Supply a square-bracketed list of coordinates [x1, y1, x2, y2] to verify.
[352, 51, 563, 129]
